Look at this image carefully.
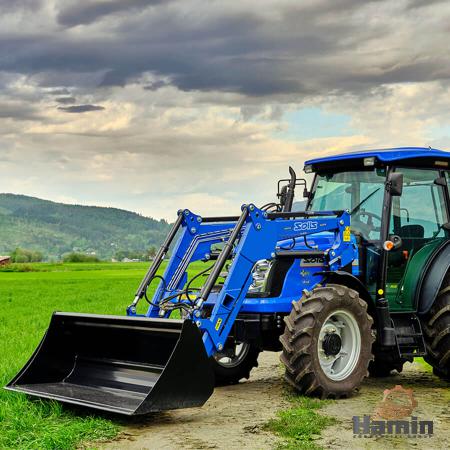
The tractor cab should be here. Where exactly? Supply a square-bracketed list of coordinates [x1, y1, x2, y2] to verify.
[304, 148, 450, 307]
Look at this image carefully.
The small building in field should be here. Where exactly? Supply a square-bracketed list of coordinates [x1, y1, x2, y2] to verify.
[0, 256, 11, 266]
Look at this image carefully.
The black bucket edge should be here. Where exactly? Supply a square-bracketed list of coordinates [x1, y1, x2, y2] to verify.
[5, 313, 215, 416]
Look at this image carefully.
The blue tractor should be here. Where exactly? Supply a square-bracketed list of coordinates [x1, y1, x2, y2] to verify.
[7, 147, 450, 415]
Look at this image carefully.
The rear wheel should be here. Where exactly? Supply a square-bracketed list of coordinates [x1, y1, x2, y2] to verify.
[211, 342, 260, 385]
[280, 284, 374, 398]
[422, 275, 450, 381]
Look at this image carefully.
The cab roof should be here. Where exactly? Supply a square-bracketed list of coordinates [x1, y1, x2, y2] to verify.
[305, 147, 450, 167]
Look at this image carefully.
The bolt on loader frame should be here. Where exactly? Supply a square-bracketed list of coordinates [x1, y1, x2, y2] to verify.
[7, 146, 450, 414]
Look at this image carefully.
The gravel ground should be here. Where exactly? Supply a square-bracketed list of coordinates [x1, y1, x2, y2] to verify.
[319, 362, 450, 449]
[102, 355, 449, 450]
[103, 352, 287, 450]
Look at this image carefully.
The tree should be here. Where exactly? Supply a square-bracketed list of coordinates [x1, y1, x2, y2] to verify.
[10, 248, 44, 263]
[147, 246, 157, 260]
[63, 252, 100, 263]
[113, 249, 144, 261]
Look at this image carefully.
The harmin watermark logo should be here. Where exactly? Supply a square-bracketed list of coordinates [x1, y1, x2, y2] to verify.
[353, 385, 433, 438]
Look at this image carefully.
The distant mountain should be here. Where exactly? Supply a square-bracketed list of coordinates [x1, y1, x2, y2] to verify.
[0, 194, 170, 260]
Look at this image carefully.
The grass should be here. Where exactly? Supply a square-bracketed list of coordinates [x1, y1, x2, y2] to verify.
[0, 260, 205, 449]
[0, 261, 151, 272]
[265, 393, 336, 450]
[415, 357, 433, 373]
[266, 357, 438, 449]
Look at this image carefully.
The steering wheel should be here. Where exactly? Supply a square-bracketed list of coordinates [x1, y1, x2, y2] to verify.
[352, 210, 382, 237]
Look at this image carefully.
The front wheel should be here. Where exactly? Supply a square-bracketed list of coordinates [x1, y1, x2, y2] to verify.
[211, 342, 260, 386]
[280, 284, 374, 398]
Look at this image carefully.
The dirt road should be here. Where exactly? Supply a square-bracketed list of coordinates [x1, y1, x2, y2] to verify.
[104, 355, 449, 450]
[104, 352, 287, 450]
[319, 362, 450, 449]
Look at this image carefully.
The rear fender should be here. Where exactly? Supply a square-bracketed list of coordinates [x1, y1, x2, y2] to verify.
[415, 240, 450, 315]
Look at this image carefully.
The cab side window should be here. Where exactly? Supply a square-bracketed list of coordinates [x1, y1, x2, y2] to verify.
[387, 168, 449, 296]
[392, 168, 448, 241]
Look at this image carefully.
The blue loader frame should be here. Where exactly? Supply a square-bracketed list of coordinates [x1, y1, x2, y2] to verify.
[127, 205, 358, 357]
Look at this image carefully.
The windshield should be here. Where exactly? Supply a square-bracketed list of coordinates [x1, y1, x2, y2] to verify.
[307, 169, 387, 240]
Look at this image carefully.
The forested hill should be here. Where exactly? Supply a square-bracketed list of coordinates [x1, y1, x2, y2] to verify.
[0, 193, 170, 260]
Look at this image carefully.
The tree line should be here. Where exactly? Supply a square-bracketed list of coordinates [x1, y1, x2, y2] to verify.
[9, 248, 44, 263]
[6, 246, 159, 263]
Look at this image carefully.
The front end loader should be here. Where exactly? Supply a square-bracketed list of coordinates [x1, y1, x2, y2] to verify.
[7, 146, 450, 414]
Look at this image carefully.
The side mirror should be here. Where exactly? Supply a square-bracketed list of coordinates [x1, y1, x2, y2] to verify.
[288, 166, 296, 182]
[276, 167, 309, 210]
[387, 172, 403, 196]
[279, 185, 288, 207]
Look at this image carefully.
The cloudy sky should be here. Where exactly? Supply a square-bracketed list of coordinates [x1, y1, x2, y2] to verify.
[1, 0, 450, 220]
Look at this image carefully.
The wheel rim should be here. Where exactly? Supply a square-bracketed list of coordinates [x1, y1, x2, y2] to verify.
[317, 310, 361, 381]
[214, 343, 250, 368]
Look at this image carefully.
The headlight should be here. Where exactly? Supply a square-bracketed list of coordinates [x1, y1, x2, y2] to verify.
[248, 259, 273, 292]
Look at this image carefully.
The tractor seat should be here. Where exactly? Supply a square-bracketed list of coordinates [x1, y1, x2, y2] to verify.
[388, 225, 425, 268]
[400, 224, 425, 239]
[400, 224, 425, 255]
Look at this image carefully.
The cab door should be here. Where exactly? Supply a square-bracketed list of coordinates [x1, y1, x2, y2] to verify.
[386, 168, 449, 311]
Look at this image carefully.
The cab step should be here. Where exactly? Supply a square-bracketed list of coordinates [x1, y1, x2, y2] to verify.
[392, 314, 426, 358]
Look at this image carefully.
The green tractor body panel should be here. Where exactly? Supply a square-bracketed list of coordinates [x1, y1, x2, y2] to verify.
[388, 239, 448, 312]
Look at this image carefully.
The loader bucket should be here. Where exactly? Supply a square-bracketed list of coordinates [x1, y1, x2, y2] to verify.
[5, 313, 214, 415]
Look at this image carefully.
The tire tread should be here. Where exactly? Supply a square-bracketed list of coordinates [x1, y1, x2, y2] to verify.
[280, 284, 374, 398]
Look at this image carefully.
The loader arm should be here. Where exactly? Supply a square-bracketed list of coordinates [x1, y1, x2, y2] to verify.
[130, 205, 358, 357]
[7, 205, 357, 415]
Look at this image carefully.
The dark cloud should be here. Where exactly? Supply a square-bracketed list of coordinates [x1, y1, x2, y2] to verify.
[55, 96, 76, 104]
[406, 0, 448, 9]
[0, 0, 44, 14]
[57, 104, 105, 113]
[143, 80, 170, 91]
[0, 1, 449, 222]
[0, 1, 449, 99]
[57, 0, 167, 27]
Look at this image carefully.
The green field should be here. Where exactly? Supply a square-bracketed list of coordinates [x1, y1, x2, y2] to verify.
[0, 261, 204, 449]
